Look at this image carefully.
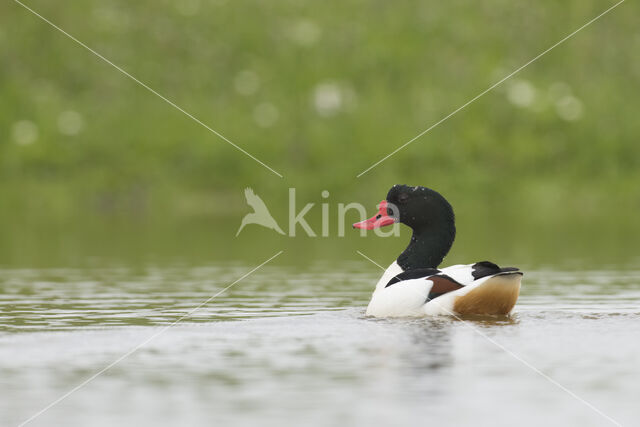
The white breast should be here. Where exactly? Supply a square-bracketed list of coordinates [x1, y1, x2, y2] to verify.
[366, 278, 434, 317]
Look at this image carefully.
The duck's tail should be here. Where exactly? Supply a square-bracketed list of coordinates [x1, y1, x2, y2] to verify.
[452, 272, 522, 316]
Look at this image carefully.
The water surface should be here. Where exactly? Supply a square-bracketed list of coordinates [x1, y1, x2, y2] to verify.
[1, 263, 638, 426]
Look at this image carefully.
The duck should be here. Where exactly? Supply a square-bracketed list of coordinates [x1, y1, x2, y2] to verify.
[353, 185, 522, 317]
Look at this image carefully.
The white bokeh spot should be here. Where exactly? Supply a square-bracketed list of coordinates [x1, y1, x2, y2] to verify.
[556, 95, 583, 121]
[12, 120, 39, 145]
[312, 82, 357, 117]
[234, 70, 260, 96]
[57, 110, 84, 136]
[507, 79, 536, 108]
[289, 20, 321, 46]
[253, 103, 279, 128]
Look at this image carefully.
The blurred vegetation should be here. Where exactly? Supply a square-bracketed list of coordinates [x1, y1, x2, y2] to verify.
[1, 0, 639, 267]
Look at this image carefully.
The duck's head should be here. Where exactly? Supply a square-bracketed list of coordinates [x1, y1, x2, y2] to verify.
[353, 185, 454, 232]
[353, 185, 456, 269]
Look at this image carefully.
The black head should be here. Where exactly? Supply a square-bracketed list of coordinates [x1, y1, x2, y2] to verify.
[385, 185, 455, 232]
[385, 185, 456, 269]
[352, 184, 456, 269]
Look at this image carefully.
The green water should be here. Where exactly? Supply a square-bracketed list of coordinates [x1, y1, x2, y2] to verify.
[2, 263, 639, 426]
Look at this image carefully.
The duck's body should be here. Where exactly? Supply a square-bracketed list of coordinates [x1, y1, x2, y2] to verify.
[354, 185, 523, 318]
[365, 261, 522, 317]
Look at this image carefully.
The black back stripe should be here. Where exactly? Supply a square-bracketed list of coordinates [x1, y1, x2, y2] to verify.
[471, 261, 520, 280]
[385, 268, 441, 288]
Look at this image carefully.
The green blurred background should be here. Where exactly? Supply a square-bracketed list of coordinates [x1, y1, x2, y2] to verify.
[1, 0, 638, 268]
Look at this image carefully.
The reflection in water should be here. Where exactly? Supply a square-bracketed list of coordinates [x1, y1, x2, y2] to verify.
[1, 265, 639, 426]
[399, 318, 456, 373]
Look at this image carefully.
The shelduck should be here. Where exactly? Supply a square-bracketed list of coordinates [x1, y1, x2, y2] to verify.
[354, 185, 522, 317]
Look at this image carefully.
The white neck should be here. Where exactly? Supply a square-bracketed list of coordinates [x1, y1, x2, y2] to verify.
[374, 261, 403, 291]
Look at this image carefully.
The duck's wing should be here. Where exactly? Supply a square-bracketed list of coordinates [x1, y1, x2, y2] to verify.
[367, 271, 464, 317]
[426, 275, 466, 300]
[439, 261, 520, 286]
[424, 270, 522, 316]
[470, 261, 520, 279]
[384, 269, 465, 301]
[384, 268, 441, 288]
